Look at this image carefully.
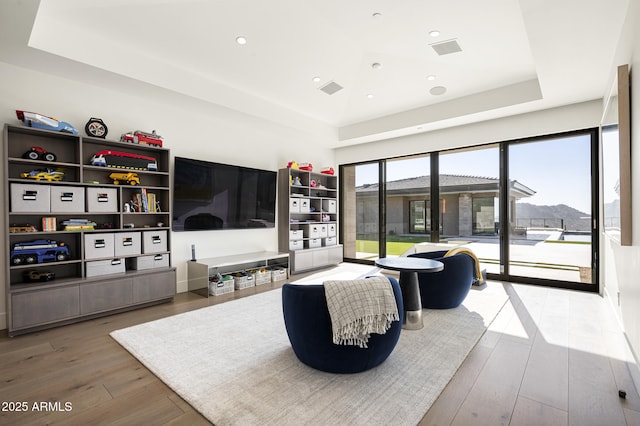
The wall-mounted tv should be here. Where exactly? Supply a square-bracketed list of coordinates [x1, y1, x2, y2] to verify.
[172, 157, 276, 231]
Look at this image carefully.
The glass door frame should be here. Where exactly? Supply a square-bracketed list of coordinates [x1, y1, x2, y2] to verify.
[339, 128, 599, 293]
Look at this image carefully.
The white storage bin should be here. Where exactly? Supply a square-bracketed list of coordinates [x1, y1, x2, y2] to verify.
[85, 258, 125, 277]
[299, 198, 310, 213]
[306, 238, 322, 249]
[130, 253, 169, 270]
[289, 230, 303, 240]
[86, 187, 118, 212]
[322, 199, 337, 213]
[209, 278, 235, 296]
[252, 269, 271, 286]
[303, 224, 321, 238]
[327, 224, 337, 237]
[289, 240, 303, 251]
[324, 237, 337, 246]
[142, 230, 167, 254]
[233, 273, 255, 290]
[50, 186, 85, 212]
[271, 267, 288, 282]
[319, 224, 328, 238]
[84, 233, 115, 259]
[114, 232, 141, 257]
[10, 183, 50, 213]
[289, 198, 300, 213]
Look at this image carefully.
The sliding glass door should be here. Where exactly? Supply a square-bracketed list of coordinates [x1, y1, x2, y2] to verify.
[507, 134, 594, 284]
[439, 146, 500, 275]
[339, 129, 597, 290]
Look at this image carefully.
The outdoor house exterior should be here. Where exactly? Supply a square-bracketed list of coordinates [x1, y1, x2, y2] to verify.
[354, 174, 536, 239]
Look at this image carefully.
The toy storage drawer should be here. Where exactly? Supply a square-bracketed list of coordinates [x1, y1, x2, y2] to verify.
[324, 237, 337, 246]
[142, 230, 167, 253]
[85, 258, 126, 277]
[303, 224, 321, 238]
[318, 224, 328, 238]
[289, 230, 303, 240]
[130, 254, 169, 270]
[84, 233, 115, 259]
[327, 223, 337, 237]
[306, 238, 322, 249]
[86, 187, 118, 212]
[114, 232, 141, 257]
[289, 198, 300, 213]
[10, 183, 50, 213]
[289, 240, 303, 251]
[50, 186, 85, 212]
[299, 198, 310, 213]
[322, 199, 337, 213]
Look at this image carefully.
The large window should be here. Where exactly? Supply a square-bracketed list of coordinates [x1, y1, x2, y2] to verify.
[340, 129, 598, 290]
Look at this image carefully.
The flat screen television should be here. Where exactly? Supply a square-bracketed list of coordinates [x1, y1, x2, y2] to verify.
[172, 157, 277, 231]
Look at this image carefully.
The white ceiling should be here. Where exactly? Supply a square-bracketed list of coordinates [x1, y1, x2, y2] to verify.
[0, 0, 632, 146]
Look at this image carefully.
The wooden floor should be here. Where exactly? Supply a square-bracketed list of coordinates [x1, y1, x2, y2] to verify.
[1, 279, 639, 425]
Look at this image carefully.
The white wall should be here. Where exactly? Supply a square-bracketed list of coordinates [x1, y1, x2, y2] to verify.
[335, 100, 602, 165]
[0, 61, 336, 330]
[599, 0, 640, 388]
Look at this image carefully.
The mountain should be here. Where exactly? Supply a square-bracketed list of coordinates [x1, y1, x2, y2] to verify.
[515, 203, 591, 231]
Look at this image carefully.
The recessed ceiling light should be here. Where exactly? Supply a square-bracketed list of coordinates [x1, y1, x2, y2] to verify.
[371, 62, 382, 70]
[366, 93, 374, 99]
[429, 30, 440, 37]
[235, 36, 247, 45]
[312, 76, 321, 83]
[427, 74, 436, 81]
[430, 86, 447, 96]
[372, 12, 382, 18]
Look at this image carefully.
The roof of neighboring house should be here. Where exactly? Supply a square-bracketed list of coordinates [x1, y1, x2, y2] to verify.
[356, 174, 536, 198]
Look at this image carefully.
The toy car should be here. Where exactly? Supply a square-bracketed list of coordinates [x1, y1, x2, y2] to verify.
[85, 117, 108, 138]
[10, 239, 70, 265]
[16, 110, 78, 134]
[20, 168, 65, 182]
[320, 167, 335, 175]
[23, 270, 55, 282]
[109, 172, 140, 185]
[298, 162, 313, 171]
[120, 130, 163, 147]
[9, 225, 38, 233]
[23, 146, 57, 162]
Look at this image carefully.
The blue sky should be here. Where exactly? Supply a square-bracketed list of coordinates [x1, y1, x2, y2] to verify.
[355, 134, 594, 214]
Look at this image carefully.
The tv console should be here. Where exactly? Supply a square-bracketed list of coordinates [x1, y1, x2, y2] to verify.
[187, 251, 289, 296]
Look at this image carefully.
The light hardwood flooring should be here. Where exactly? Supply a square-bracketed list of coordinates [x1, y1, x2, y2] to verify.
[1, 278, 639, 425]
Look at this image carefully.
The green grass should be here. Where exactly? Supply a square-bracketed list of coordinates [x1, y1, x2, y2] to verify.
[357, 236, 431, 256]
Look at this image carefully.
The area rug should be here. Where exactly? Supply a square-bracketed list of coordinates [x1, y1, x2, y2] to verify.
[111, 284, 507, 425]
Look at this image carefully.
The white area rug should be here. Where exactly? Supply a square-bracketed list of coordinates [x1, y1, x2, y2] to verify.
[111, 279, 507, 425]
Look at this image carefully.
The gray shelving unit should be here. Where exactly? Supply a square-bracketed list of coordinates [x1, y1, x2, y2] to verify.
[3, 124, 176, 335]
[278, 167, 342, 274]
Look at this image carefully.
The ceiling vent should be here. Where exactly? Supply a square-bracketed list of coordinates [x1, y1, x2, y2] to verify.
[430, 39, 462, 56]
[319, 81, 344, 95]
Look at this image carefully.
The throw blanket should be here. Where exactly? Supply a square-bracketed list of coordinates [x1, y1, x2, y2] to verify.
[444, 247, 484, 281]
[324, 277, 399, 348]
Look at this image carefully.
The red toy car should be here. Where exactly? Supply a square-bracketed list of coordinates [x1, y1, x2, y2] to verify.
[120, 130, 163, 147]
[23, 146, 57, 162]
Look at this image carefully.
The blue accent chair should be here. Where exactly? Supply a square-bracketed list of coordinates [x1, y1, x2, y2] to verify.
[408, 250, 475, 309]
[282, 276, 403, 374]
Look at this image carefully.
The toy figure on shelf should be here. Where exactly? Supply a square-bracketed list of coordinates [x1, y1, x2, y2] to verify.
[292, 176, 302, 186]
[287, 161, 299, 169]
[310, 179, 316, 188]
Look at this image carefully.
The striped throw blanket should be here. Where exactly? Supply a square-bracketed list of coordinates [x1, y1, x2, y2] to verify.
[323, 276, 399, 348]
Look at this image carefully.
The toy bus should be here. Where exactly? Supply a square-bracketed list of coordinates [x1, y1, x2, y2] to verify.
[10, 239, 70, 265]
[90, 150, 158, 171]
